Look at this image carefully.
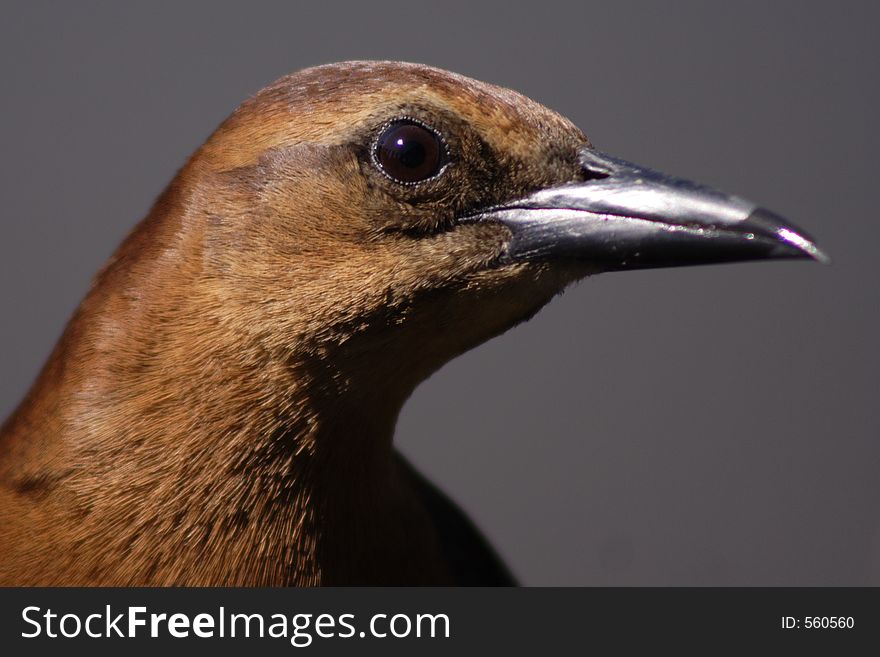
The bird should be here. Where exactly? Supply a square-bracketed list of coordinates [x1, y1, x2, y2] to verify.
[0, 61, 825, 586]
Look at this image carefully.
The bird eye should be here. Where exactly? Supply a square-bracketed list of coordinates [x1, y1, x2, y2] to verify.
[373, 119, 445, 184]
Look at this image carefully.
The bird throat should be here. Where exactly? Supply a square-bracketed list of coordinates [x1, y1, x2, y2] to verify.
[0, 244, 453, 587]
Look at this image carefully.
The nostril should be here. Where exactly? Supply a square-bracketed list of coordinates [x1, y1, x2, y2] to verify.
[579, 165, 610, 183]
[577, 147, 615, 182]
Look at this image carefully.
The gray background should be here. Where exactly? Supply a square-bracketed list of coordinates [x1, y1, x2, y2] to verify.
[1, 1, 877, 585]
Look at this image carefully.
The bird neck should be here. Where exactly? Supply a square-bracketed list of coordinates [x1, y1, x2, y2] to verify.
[0, 196, 447, 585]
[4, 307, 440, 584]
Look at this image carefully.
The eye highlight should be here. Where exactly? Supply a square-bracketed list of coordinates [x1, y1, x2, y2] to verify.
[373, 119, 446, 184]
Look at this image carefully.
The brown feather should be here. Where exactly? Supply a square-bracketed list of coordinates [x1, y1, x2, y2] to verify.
[0, 61, 591, 585]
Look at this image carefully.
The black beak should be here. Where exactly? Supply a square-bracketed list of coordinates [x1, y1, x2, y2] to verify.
[465, 147, 828, 270]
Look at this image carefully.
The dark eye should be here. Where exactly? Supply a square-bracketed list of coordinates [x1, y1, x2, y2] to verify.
[374, 119, 445, 184]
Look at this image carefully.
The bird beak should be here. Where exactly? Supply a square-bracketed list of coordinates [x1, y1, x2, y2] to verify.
[464, 147, 828, 270]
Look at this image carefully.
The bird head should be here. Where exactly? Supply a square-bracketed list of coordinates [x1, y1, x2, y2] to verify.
[164, 61, 823, 410]
[0, 61, 828, 586]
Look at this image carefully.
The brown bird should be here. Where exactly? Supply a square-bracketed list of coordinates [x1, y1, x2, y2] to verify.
[0, 61, 824, 586]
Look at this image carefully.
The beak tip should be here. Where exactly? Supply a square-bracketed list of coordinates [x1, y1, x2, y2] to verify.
[809, 247, 832, 265]
[746, 207, 830, 265]
[776, 231, 831, 264]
